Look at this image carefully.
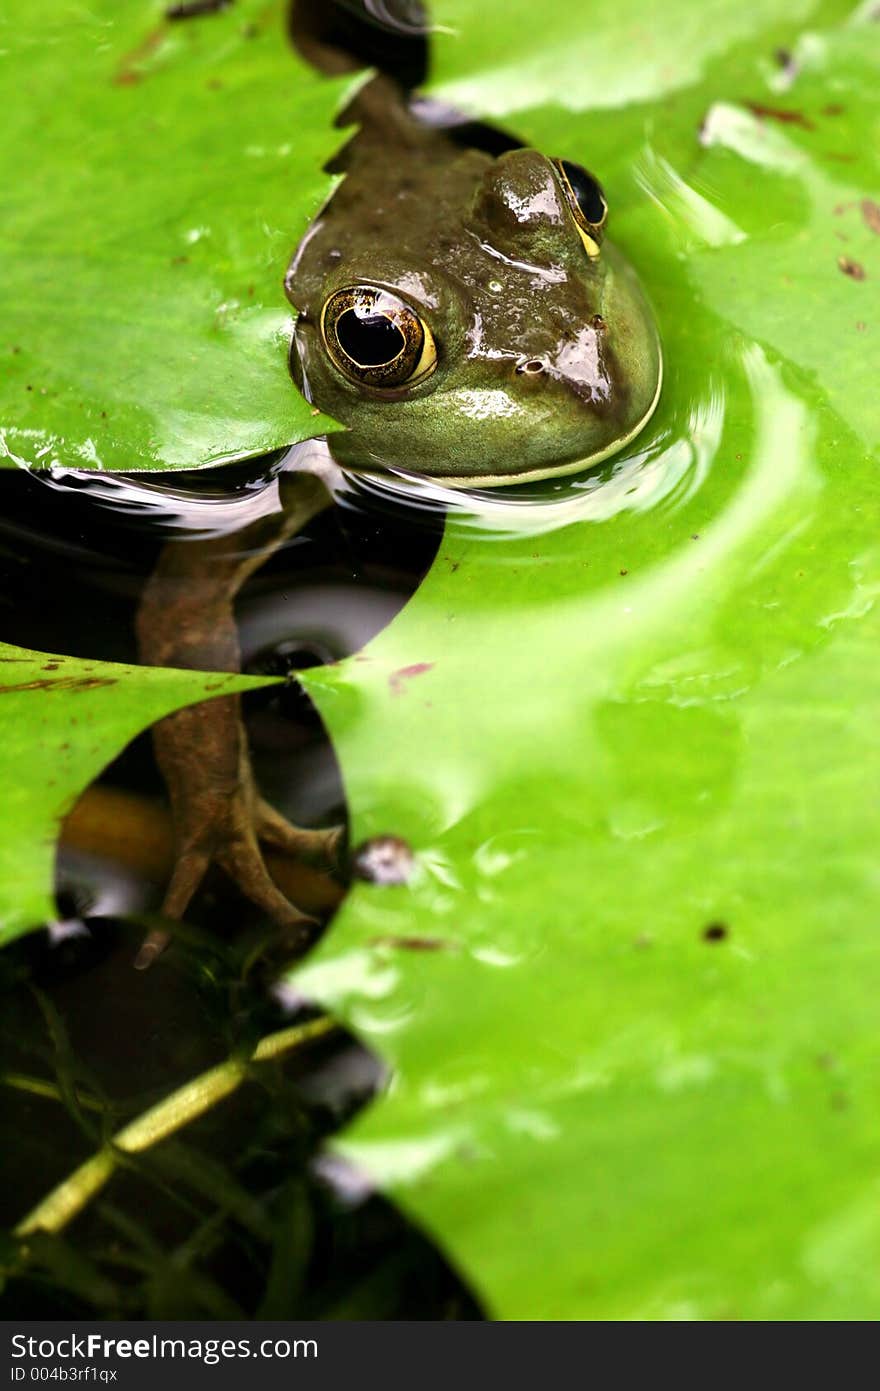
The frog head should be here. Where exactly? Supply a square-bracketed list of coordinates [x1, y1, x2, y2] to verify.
[287, 146, 661, 486]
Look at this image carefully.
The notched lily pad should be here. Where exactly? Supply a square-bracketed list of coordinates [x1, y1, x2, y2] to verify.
[0, 640, 274, 945]
[0, 0, 348, 473]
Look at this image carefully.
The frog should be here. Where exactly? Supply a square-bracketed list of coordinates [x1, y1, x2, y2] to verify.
[287, 85, 661, 485]
[133, 0, 661, 967]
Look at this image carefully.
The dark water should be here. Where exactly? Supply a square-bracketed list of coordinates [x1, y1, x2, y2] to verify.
[0, 451, 480, 1319]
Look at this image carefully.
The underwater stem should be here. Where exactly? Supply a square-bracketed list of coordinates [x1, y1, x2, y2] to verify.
[14, 1016, 337, 1239]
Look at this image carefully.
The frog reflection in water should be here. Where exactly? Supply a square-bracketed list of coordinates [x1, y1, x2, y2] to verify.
[133, 14, 661, 967]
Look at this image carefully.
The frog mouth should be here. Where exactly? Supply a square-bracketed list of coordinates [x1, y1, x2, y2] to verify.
[417, 353, 663, 490]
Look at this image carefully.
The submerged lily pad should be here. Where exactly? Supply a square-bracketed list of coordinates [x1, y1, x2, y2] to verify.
[292, 0, 880, 1319]
[0, 0, 348, 472]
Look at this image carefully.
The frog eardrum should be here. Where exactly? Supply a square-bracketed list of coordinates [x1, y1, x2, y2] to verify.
[551, 159, 608, 258]
[321, 285, 437, 389]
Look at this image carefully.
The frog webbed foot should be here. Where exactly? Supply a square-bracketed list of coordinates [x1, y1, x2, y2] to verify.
[135, 801, 342, 970]
[253, 795, 343, 864]
[134, 705, 343, 969]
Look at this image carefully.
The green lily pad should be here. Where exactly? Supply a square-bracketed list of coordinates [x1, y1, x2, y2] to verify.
[291, 0, 880, 1319]
[0, 641, 272, 945]
[0, 0, 348, 473]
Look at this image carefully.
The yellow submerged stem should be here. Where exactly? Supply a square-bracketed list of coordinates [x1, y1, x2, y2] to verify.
[2, 1072, 104, 1112]
[14, 1016, 336, 1239]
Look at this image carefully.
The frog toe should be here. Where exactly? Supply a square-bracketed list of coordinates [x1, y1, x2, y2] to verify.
[255, 797, 344, 867]
[133, 845, 212, 969]
[217, 826, 318, 934]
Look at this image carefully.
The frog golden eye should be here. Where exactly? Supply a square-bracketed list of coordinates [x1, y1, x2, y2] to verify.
[552, 158, 608, 259]
[320, 285, 437, 389]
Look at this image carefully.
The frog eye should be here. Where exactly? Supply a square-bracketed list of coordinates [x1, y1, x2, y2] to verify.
[552, 158, 608, 259]
[320, 285, 437, 389]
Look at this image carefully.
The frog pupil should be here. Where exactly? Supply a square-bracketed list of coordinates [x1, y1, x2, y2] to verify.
[560, 159, 605, 225]
[336, 308, 405, 367]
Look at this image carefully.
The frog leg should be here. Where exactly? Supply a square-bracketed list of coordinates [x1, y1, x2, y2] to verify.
[252, 790, 344, 863]
[134, 470, 341, 969]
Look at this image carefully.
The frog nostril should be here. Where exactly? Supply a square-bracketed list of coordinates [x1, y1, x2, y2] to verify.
[516, 358, 546, 375]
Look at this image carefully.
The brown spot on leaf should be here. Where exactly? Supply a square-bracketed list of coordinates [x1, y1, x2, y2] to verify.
[166, 0, 232, 16]
[746, 102, 814, 131]
[773, 47, 798, 81]
[370, 935, 455, 952]
[838, 256, 866, 280]
[861, 199, 880, 236]
[389, 661, 434, 696]
[822, 102, 845, 117]
[702, 921, 729, 943]
[114, 26, 165, 85]
[0, 677, 116, 695]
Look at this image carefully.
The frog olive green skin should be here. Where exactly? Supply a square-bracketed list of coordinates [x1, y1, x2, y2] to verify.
[286, 83, 662, 486]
